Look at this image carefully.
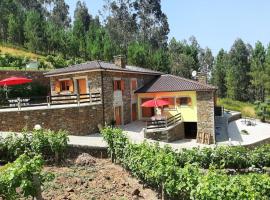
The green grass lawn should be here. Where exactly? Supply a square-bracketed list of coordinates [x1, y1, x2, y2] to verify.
[217, 98, 256, 118]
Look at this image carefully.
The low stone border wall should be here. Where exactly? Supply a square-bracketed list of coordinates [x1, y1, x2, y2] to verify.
[242, 137, 270, 149]
[227, 112, 242, 123]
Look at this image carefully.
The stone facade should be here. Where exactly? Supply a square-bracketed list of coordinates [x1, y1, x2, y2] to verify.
[102, 71, 156, 125]
[0, 70, 50, 88]
[50, 71, 102, 95]
[196, 91, 215, 144]
[0, 104, 103, 135]
[48, 70, 157, 126]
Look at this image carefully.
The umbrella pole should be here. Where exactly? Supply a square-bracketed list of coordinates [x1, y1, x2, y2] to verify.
[4, 84, 8, 99]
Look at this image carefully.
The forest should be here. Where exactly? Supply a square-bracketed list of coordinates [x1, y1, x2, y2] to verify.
[0, 0, 270, 103]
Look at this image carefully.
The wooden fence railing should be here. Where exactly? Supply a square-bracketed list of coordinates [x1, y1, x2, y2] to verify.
[146, 113, 182, 130]
[0, 92, 102, 110]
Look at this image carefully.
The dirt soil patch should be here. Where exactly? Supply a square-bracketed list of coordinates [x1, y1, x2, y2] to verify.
[42, 154, 159, 200]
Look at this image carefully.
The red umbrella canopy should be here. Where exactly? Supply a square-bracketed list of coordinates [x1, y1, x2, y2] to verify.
[141, 99, 169, 107]
[0, 76, 32, 86]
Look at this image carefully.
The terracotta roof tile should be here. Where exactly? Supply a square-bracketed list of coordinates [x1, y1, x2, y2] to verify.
[135, 74, 216, 93]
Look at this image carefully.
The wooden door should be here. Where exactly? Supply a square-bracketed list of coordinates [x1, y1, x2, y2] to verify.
[132, 103, 137, 121]
[77, 79, 87, 94]
[115, 106, 122, 125]
[141, 98, 154, 118]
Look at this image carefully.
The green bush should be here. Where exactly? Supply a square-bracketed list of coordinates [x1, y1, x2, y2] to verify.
[0, 154, 53, 199]
[101, 127, 270, 199]
[0, 129, 69, 163]
[0, 53, 30, 69]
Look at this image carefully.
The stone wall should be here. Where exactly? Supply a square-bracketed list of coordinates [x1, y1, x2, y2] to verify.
[0, 104, 103, 135]
[196, 91, 215, 144]
[0, 70, 49, 87]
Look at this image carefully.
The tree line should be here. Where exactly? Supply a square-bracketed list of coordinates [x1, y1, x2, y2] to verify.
[212, 39, 270, 102]
[0, 0, 269, 102]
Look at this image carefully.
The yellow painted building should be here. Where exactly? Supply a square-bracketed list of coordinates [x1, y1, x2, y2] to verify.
[137, 91, 198, 122]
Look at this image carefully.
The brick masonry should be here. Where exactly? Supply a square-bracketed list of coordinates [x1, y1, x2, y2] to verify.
[0, 104, 103, 135]
[0, 70, 50, 87]
[196, 91, 215, 144]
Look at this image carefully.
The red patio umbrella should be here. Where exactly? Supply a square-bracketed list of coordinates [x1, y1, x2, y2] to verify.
[0, 76, 32, 86]
[0, 76, 32, 98]
[141, 99, 169, 107]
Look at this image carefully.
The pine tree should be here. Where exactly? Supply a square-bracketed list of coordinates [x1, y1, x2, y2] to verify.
[226, 39, 251, 101]
[24, 11, 45, 53]
[73, 1, 92, 58]
[212, 49, 228, 98]
[250, 41, 267, 101]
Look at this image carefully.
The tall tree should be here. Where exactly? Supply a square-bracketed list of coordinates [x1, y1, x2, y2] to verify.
[168, 37, 199, 78]
[212, 49, 228, 97]
[151, 48, 170, 73]
[263, 44, 270, 98]
[50, 0, 71, 28]
[24, 10, 45, 52]
[226, 39, 251, 101]
[7, 14, 24, 45]
[73, 0, 92, 58]
[250, 41, 267, 101]
[134, 0, 169, 49]
[199, 47, 214, 77]
[104, 0, 137, 54]
[127, 42, 151, 67]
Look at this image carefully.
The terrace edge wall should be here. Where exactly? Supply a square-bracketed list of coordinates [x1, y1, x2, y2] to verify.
[0, 104, 103, 135]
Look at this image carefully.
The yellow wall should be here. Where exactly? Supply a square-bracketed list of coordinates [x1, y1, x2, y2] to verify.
[137, 91, 197, 122]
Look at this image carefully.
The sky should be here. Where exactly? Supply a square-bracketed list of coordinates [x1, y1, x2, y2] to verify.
[66, 0, 270, 55]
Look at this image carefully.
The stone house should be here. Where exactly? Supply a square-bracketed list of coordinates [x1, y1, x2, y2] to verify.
[44, 56, 217, 144]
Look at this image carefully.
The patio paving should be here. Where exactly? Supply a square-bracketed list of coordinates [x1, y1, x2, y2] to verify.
[121, 121, 210, 150]
[217, 118, 270, 146]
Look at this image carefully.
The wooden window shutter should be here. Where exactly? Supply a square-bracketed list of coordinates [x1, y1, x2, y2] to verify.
[188, 97, 192, 106]
[69, 80, 74, 93]
[113, 80, 117, 90]
[121, 80, 125, 93]
[55, 81, 60, 93]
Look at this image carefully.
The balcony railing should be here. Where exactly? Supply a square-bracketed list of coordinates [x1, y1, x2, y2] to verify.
[0, 92, 102, 110]
[146, 113, 182, 130]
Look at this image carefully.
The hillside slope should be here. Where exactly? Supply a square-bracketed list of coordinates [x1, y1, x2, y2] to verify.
[0, 45, 44, 60]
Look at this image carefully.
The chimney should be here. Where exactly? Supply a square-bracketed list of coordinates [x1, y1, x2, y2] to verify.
[114, 55, 126, 68]
[197, 72, 207, 84]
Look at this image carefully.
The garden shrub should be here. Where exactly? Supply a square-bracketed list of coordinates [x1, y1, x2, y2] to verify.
[101, 126, 270, 199]
[0, 129, 69, 163]
[0, 154, 53, 200]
